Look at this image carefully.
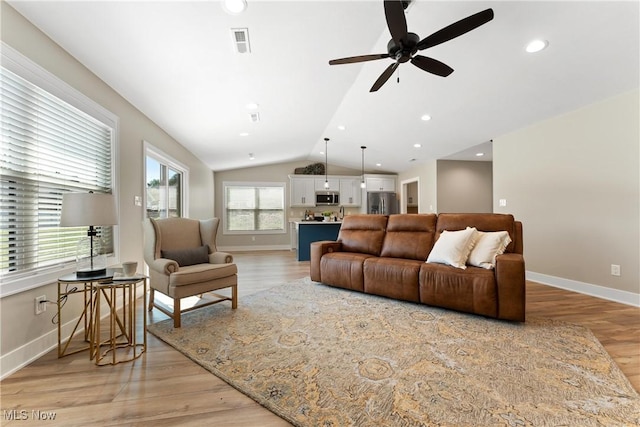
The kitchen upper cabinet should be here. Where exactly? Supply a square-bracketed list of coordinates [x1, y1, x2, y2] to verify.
[366, 176, 396, 192]
[290, 177, 316, 207]
[314, 178, 340, 191]
[339, 178, 362, 207]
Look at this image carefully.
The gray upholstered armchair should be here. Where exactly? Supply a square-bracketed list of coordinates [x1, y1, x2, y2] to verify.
[143, 217, 237, 327]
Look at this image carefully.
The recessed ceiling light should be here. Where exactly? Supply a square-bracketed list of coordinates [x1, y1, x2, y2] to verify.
[319, 151, 325, 155]
[337, 125, 346, 131]
[476, 152, 485, 157]
[222, 0, 247, 15]
[413, 143, 422, 148]
[376, 163, 382, 167]
[239, 132, 249, 137]
[525, 39, 548, 53]
[421, 114, 431, 121]
[245, 103, 259, 110]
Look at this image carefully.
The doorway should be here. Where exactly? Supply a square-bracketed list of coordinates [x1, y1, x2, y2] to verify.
[401, 178, 420, 214]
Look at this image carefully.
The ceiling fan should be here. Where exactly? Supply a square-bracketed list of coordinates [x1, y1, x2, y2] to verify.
[328, 0, 494, 92]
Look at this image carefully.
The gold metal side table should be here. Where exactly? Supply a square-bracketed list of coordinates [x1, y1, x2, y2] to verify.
[93, 276, 147, 366]
[57, 271, 113, 358]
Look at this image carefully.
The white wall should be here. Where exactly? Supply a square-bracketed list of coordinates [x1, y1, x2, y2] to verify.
[0, 3, 215, 378]
[493, 89, 639, 302]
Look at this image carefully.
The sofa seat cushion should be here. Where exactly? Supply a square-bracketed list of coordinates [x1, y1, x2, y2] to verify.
[169, 263, 238, 287]
[364, 257, 422, 303]
[419, 263, 497, 318]
[320, 252, 375, 292]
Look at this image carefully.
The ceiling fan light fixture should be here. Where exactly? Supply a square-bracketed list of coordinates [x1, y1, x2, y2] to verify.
[525, 39, 548, 53]
[222, 0, 247, 15]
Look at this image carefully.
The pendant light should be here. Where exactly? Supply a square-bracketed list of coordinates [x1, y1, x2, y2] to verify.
[324, 137, 330, 189]
[360, 146, 367, 188]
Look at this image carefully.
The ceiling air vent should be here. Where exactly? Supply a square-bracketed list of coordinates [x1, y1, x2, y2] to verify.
[231, 28, 251, 54]
[249, 112, 260, 123]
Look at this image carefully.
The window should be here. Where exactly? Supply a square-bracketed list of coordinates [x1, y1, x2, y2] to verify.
[144, 141, 188, 219]
[223, 182, 285, 234]
[0, 44, 118, 296]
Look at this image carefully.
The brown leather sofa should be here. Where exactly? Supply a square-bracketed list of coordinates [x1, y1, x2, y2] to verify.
[310, 213, 525, 321]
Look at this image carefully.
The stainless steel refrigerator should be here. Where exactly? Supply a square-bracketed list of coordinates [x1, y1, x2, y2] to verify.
[367, 192, 398, 215]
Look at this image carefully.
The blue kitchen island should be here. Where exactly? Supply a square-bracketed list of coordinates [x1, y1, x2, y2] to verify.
[295, 221, 342, 261]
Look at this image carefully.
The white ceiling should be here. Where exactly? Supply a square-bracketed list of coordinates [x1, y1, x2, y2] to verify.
[8, 1, 639, 173]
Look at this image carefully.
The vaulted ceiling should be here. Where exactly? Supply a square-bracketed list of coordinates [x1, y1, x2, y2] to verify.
[8, 1, 639, 173]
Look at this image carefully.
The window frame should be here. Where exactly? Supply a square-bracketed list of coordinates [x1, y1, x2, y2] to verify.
[222, 181, 286, 235]
[143, 141, 189, 220]
[0, 43, 120, 298]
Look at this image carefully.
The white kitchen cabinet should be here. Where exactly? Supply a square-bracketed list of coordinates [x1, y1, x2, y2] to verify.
[339, 178, 362, 207]
[366, 176, 396, 192]
[290, 177, 316, 207]
[314, 178, 340, 191]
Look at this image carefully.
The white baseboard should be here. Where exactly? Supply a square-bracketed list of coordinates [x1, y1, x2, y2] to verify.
[526, 271, 640, 307]
[219, 245, 292, 252]
[0, 285, 140, 380]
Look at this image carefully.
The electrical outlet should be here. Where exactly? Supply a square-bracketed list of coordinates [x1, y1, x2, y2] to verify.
[35, 295, 47, 315]
[611, 264, 621, 276]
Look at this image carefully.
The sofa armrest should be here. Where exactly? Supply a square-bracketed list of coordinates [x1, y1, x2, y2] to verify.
[210, 251, 233, 264]
[310, 241, 343, 282]
[148, 257, 179, 275]
[495, 253, 526, 321]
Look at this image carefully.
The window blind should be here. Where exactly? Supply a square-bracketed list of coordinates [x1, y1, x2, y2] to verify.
[0, 67, 114, 278]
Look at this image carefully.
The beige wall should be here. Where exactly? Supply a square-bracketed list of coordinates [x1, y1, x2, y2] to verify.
[0, 3, 214, 375]
[493, 89, 639, 297]
[437, 160, 493, 213]
[214, 161, 361, 249]
[397, 160, 438, 213]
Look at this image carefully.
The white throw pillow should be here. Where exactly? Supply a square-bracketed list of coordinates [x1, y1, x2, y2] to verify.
[426, 227, 478, 269]
[467, 230, 512, 269]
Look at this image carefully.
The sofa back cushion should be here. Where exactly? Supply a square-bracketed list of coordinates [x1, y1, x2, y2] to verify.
[435, 213, 517, 253]
[380, 214, 437, 260]
[151, 217, 202, 255]
[338, 214, 388, 256]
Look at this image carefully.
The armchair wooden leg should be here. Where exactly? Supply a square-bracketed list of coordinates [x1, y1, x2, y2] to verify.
[148, 288, 155, 311]
[231, 284, 238, 309]
[173, 298, 181, 328]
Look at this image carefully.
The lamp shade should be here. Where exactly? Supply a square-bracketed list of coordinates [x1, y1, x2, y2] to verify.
[60, 192, 118, 227]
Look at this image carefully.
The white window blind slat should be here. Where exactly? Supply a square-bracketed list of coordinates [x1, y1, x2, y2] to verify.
[1, 65, 115, 279]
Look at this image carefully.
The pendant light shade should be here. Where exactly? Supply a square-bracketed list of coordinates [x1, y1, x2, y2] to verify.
[360, 146, 367, 188]
[324, 138, 330, 189]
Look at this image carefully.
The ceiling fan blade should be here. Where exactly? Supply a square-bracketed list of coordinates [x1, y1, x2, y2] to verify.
[417, 8, 494, 51]
[384, 0, 408, 45]
[411, 55, 454, 77]
[329, 53, 390, 65]
[370, 62, 399, 92]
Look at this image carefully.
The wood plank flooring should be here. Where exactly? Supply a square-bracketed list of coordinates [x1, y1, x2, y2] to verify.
[1, 250, 638, 426]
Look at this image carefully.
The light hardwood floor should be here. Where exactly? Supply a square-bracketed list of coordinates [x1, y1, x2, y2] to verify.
[1, 251, 638, 426]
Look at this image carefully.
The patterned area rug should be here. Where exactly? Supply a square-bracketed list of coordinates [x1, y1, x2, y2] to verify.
[147, 277, 640, 426]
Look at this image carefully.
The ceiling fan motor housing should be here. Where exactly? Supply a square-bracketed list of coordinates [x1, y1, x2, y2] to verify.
[387, 32, 420, 63]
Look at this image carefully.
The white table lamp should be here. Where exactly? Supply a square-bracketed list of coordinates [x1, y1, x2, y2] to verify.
[60, 192, 118, 278]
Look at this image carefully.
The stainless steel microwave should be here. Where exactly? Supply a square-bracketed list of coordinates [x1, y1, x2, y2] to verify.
[315, 192, 339, 206]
